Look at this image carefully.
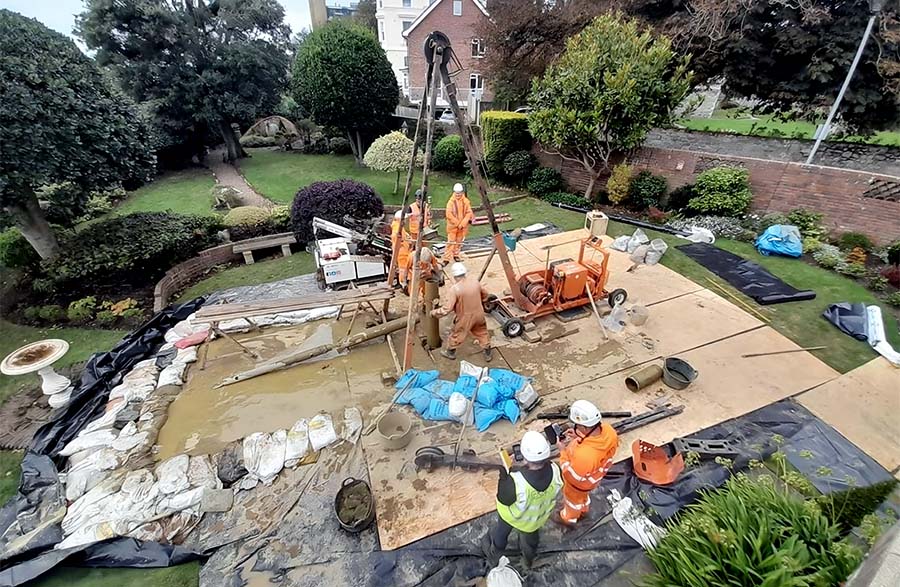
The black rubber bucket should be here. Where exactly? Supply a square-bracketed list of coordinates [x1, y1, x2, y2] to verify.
[662, 357, 698, 390]
[334, 477, 375, 533]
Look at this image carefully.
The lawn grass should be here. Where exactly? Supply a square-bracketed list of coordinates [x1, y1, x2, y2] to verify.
[176, 252, 317, 302]
[0, 319, 127, 406]
[113, 169, 217, 217]
[240, 149, 483, 207]
[26, 563, 199, 587]
[0, 450, 23, 505]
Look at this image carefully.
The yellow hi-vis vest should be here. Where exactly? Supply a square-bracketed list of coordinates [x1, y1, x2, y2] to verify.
[496, 463, 563, 533]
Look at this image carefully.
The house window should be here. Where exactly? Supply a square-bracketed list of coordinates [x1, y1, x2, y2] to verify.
[471, 38, 485, 58]
[403, 55, 409, 67]
[453, 1, 462, 16]
[402, 0, 412, 7]
[470, 73, 483, 91]
[402, 20, 412, 32]
[403, 72, 409, 89]
[378, 21, 384, 41]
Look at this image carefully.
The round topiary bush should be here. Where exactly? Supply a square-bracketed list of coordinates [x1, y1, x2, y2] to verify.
[688, 166, 753, 217]
[0, 228, 40, 269]
[223, 206, 271, 228]
[628, 170, 667, 209]
[502, 150, 537, 184]
[432, 135, 466, 172]
[526, 167, 563, 197]
[291, 180, 384, 244]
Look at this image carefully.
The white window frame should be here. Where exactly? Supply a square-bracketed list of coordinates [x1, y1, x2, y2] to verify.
[402, 0, 412, 7]
[378, 21, 384, 41]
[471, 38, 485, 58]
[469, 73, 483, 90]
[453, 0, 462, 16]
[402, 20, 413, 32]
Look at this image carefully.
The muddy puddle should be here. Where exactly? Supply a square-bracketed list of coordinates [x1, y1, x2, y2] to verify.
[157, 321, 391, 460]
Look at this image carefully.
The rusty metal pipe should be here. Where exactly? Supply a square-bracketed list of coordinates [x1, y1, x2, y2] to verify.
[625, 364, 663, 393]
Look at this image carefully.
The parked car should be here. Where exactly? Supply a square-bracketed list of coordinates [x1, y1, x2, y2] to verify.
[438, 110, 455, 125]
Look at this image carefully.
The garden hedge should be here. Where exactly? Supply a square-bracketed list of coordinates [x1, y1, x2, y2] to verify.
[481, 111, 531, 179]
[291, 179, 384, 244]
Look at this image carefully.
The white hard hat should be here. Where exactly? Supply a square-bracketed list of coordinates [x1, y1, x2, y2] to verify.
[421, 247, 433, 262]
[394, 210, 402, 220]
[570, 399, 602, 427]
[453, 183, 465, 193]
[520, 430, 551, 463]
[450, 262, 467, 277]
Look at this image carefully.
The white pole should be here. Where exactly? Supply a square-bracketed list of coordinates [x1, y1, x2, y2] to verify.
[806, 14, 877, 165]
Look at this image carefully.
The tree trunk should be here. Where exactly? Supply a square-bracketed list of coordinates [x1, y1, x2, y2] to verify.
[347, 131, 361, 164]
[584, 173, 597, 201]
[217, 119, 245, 162]
[355, 131, 364, 166]
[394, 170, 400, 194]
[7, 189, 60, 260]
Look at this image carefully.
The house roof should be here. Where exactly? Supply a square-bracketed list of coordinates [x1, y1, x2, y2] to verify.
[402, 0, 488, 39]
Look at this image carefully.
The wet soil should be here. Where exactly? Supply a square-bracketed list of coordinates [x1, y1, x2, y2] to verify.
[337, 481, 372, 525]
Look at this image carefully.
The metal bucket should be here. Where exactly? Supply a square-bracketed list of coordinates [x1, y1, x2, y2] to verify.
[377, 411, 412, 450]
[662, 357, 698, 390]
[334, 477, 375, 533]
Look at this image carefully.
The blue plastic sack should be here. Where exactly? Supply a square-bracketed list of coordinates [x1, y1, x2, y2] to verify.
[755, 225, 802, 258]
[474, 381, 500, 408]
[500, 399, 520, 424]
[488, 368, 529, 399]
[452, 375, 477, 399]
[398, 388, 432, 415]
[423, 398, 454, 421]
[425, 380, 455, 400]
[474, 406, 504, 432]
[396, 369, 440, 390]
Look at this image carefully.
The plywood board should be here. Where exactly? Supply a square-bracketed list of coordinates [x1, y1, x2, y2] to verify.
[797, 358, 900, 472]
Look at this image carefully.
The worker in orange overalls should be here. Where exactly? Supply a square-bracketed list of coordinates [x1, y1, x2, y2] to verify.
[431, 262, 492, 362]
[406, 246, 442, 302]
[442, 183, 473, 264]
[555, 400, 619, 526]
[390, 210, 411, 288]
[407, 190, 433, 241]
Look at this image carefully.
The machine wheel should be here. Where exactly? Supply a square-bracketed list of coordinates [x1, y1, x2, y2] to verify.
[502, 318, 524, 338]
[608, 288, 628, 308]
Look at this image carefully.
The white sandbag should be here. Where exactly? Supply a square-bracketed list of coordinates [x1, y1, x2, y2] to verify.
[645, 238, 668, 265]
[626, 229, 649, 254]
[217, 317, 255, 333]
[238, 475, 259, 491]
[175, 346, 198, 365]
[120, 469, 159, 504]
[62, 476, 124, 536]
[164, 317, 208, 344]
[188, 455, 221, 489]
[284, 419, 310, 467]
[486, 556, 523, 587]
[65, 448, 124, 502]
[59, 429, 118, 457]
[123, 363, 159, 383]
[243, 431, 287, 485]
[680, 226, 715, 244]
[130, 358, 159, 371]
[157, 363, 186, 388]
[342, 407, 362, 444]
[308, 414, 338, 452]
[610, 235, 631, 252]
[112, 429, 151, 453]
[448, 392, 468, 419]
[79, 400, 124, 434]
[127, 521, 165, 543]
[242, 433, 265, 480]
[515, 383, 540, 411]
[156, 486, 205, 515]
[155, 454, 190, 495]
[629, 244, 649, 265]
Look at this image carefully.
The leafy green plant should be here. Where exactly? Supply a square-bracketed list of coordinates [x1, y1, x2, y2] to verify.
[688, 166, 753, 217]
[120, 308, 144, 321]
[502, 150, 537, 184]
[95, 309, 118, 327]
[628, 170, 667, 209]
[866, 274, 889, 292]
[22, 307, 41, 322]
[329, 136, 353, 155]
[836, 231, 874, 252]
[802, 237, 824, 254]
[812, 243, 843, 269]
[859, 513, 888, 546]
[239, 135, 278, 148]
[886, 291, 900, 307]
[786, 208, 826, 239]
[481, 111, 531, 179]
[363, 131, 423, 193]
[664, 183, 695, 211]
[526, 167, 563, 197]
[607, 163, 631, 205]
[67, 296, 97, 323]
[432, 135, 466, 172]
[816, 479, 897, 535]
[269, 205, 291, 231]
[644, 474, 862, 587]
[223, 206, 271, 228]
[101, 298, 138, 317]
[541, 192, 590, 209]
[0, 228, 39, 269]
[37, 305, 65, 322]
[835, 261, 867, 278]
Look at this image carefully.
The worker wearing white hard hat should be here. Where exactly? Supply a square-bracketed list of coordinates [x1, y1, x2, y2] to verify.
[443, 182, 473, 263]
[390, 210, 412, 288]
[431, 261, 493, 362]
[483, 430, 562, 568]
[555, 399, 619, 526]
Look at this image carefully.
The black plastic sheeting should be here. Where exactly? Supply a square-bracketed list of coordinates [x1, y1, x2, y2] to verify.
[677, 242, 816, 305]
[823, 302, 870, 341]
[0, 298, 206, 586]
[216, 400, 892, 587]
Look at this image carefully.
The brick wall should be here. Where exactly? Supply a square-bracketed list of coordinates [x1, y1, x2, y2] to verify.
[153, 242, 243, 312]
[406, 0, 493, 102]
[535, 147, 900, 245]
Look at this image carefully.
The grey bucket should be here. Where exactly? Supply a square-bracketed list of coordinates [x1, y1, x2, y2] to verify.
[662, 357, 698, 390]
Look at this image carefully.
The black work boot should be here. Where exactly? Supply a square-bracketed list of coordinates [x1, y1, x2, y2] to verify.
[521, 539, 538, 571]
[440, 347, 457, 360]
[483, 347, 493, 362]
[481, 532, 500, 566]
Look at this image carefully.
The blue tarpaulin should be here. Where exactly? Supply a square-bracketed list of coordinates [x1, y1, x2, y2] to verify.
[755, 224, 803, 257]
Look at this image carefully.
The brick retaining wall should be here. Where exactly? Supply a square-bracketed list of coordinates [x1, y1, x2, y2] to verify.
[153, 242, 243, 312]
[535, 147, 900, 245]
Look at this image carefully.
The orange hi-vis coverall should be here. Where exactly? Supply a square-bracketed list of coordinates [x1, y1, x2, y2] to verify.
[439, 275, 491, 350]
[443, 193, 474, 262]
[391, 218, 412, 285]
[558, 425, 619, 524]
[407, 201, 433, 240]
[406, 249, 441, 300]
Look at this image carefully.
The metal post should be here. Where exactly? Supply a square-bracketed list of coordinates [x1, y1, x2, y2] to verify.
[806, 14, 878, 165]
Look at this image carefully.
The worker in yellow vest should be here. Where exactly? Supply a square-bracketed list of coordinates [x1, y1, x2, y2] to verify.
[482, 431, 562, 569]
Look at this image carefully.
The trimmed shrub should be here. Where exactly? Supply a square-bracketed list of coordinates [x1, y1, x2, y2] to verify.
[481, 111, 530, 179]
[526, 167, 563, 197]
[802, 237, 823, 254]
[502, 150, 537, 184]
[541, 191, 590, 209]
[23, 307, 41, 322]
[291, 180, 384, 244]
[813, 243, 843, 269]
[44, 212, 221, 287]
[240, 135, 278, 148]
[432, 135, 466, 172]
[95, 310, 118, 327]
[0, 228, 39, 269]
[607, 163, 631, 205]
[363, 131, 423, 193]
[836, 231, 874, 252]
[664, 183, 695, 211]
[67, 296, 97, 323]
[628, 170, 667, 209]
[120, 308, 144, 321]
[223, 206, 271, 228]
[786, 208, 826, 239]
[37, 305, 65, 322]
[270, 205, 291, 231]
[688, 166, 752, 217]
[329, 137, 352, 155]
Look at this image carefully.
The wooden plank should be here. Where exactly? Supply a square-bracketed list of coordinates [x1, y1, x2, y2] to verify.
[194, 288, 394, 323]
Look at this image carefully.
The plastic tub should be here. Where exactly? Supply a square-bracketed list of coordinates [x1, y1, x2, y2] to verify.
[662, 357, 698, 390]
[377, 411, 412, 450]
[334, 477, 375, 533]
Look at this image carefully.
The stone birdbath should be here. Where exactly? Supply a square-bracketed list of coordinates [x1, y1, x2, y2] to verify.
[1, 339, 73, 408]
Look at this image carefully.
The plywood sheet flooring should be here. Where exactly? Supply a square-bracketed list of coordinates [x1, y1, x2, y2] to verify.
[797, 358, 900, 472]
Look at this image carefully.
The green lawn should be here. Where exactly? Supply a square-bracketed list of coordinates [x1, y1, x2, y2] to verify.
[678, 111, 900, 146]
[240, 149, 484, 207]
[0, 450, 23, 505]
[177, 252, 317, 302]
[113, 169, 217, 217]
[25, 563, 199, 587]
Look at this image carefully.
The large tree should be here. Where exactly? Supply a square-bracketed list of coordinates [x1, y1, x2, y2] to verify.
[529, 14, 691, 198]
[292, 20, 399, 164]
[0, 10, 154, 260]
[78, 0, 291, 162]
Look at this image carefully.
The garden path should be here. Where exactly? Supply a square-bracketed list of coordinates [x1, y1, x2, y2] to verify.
[210, 146, 275, 209]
